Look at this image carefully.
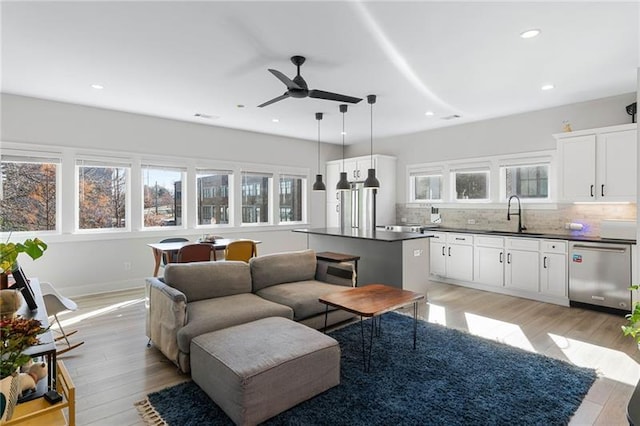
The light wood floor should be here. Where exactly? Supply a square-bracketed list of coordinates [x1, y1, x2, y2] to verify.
[54, 281, 639, 425]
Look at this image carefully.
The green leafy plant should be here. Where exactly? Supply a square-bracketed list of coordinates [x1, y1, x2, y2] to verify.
[622, 285, 640, 347]
[0, 238, 48, 273]
[0, 316, 48, 378]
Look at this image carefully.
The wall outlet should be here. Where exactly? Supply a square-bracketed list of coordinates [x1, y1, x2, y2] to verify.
[124, 262, 132, 271]
[467, 219, 476, 225]
[413, 249, 422, 257]
[401, 217, 407, 223]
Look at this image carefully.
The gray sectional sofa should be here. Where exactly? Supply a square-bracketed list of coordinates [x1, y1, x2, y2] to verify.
[145, 249, 356, 372]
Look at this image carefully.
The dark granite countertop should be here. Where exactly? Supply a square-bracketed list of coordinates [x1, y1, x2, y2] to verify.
[293, 227, 433, 242]
[427, 227, 636, 245]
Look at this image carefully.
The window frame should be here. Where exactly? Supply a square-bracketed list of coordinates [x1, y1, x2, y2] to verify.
[140, 164, 187, 229]
[408, 167, 444, 203]
[277, 173, 307, 224]
[451, 168, 491, 203]
[240, 170, 273, 226]
[195, 168, 233, 228]
[498, 155, 554, 203]
[1, 150, 62, 235]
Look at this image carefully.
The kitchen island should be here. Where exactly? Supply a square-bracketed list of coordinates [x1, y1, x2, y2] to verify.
[293, 227, 433, 294]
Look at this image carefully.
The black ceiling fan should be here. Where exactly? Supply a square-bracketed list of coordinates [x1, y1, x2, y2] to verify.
[258, 55, 362, 108]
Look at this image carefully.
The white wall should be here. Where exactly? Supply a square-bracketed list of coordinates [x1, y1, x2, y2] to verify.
[346, 92, 637, 203]
[0, 94, 342, 296]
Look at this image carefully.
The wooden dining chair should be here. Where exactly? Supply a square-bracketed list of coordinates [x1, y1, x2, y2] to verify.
[177, 243, 214, 263]
[224, 240, 257, 263]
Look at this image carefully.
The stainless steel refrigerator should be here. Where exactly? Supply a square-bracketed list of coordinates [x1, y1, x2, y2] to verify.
[339, 182, 377, 232]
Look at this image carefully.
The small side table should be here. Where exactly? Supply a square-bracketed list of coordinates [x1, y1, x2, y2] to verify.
[315, 252, 360, 286]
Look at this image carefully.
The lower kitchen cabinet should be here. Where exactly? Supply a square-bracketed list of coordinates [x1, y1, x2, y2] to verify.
[504, 237, 540, 292]
[429, 232, 473, 281]
[473, 236, 504, 286]
[540, 240, 568, 297]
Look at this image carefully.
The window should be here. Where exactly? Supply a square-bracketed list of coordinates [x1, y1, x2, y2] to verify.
[196, 169, 231, 225]
[279, 175, 305, 223]
[409, 171, 442, 202]
[453, 170, 489, 201]
[142, 165, 185, 227]
[242, 172, 271, 224]
[502, 164, 549, 200]
[77, 159, 130, 230]
[1, 154, 59, 232]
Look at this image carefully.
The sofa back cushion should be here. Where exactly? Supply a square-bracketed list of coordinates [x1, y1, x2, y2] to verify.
[164, 261, 251, 302]
[250, 249, 317, 292]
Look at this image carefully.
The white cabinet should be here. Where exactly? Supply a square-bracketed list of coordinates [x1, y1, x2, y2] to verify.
[325, 155, 396, 227]
[473, 236, 505, 287]
[556, 124, 637, 202]
[429, 232, 473, 282]
[504, 237, 540, 292]
[540, 240, 567, 297]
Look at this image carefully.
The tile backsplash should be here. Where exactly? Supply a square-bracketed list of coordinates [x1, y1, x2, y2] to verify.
[396, 203, 637, 237]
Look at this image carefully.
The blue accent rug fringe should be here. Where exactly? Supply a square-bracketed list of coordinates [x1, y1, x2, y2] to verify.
[145, 312, 596, 425]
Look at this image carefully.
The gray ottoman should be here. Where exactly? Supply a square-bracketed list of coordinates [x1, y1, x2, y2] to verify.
[190, 317, 340, 426]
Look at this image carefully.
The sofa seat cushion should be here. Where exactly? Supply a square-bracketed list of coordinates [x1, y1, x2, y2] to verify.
[164, 261, 252, 302]
[176, 293, 293, 353]
[255, 280, 351, 321]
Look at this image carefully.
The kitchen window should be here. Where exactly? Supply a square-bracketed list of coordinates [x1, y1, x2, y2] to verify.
[501, 163, 549, 200]
[409, 171, 443, 202]
[196, 169, 231, 225]
[1, 153, 60, 232]
[452, 170, 490, 201]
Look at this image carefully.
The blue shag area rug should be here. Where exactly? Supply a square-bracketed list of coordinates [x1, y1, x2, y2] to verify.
[142, 312, 596, 425]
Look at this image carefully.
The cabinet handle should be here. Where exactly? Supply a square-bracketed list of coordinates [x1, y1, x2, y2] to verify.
[336, 192, 339, 200]
[442, 246, 445, 256]
[507, 253, 511, 264]
[336, 205, 339, 213]
[455, 237, 466, 241]
[601, 184, 605, 197]
[590, 185, 594, 197]
[543, 256, 548, 269]
[448, 247, 451, 257]
[353, 170, 357, 179]
[499, 252, 503, 263]
[358, 170, 361, 178]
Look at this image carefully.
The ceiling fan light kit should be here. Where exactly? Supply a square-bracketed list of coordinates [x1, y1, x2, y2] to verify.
[363, 94, 380, 190]
[258, 56, 363, 108]
[336, 104, 351, 191]
[312, 112, 326, 191]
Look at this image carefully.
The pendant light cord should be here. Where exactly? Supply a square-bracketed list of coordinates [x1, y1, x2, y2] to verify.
[317, 118, 321, 173]
[370, 100, 373, 167]
[342, 110, 345, 172]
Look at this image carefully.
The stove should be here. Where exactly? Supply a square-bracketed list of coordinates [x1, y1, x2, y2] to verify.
[382, 224, 439, 233]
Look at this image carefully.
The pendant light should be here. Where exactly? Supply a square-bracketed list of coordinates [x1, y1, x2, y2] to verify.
[363, 94, 380, 189]
[336, 104, 351, 191]
[312, 112, 326, 191]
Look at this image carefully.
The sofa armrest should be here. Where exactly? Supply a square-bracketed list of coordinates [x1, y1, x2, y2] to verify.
[315, 260, 355, 287]
[145, 277, 188, 367]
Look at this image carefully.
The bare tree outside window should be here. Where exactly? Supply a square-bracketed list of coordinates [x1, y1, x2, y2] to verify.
[0, 160, 57, 232]
[78, 165, 127, 229]
[455, 171, 489, 200]
[142, 167, 183, 227]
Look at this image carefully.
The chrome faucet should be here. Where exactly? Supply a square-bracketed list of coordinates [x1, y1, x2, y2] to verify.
[507, 195, 527, 233]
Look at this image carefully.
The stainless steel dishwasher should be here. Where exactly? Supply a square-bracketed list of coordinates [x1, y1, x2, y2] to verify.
[568, 241, 632, 313]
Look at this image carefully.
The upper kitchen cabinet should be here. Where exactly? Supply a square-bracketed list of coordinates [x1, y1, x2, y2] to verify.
[326, 154, 396, 226]
[556, 123, 637, 202]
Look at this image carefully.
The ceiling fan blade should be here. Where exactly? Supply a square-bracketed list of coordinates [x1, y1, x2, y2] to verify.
[268, 69, 301, 90]
[309, 90, 362, 104]
[258, 92, 290, 108]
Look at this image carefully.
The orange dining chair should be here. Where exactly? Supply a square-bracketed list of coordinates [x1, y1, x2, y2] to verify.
[177, 243, 214, 263]
[224, 240, 257, 263]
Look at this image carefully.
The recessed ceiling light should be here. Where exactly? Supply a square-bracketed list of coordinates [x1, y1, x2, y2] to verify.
[91, 84, 104, 90]
[272, 118, 279, 123]
[520, 29, 541, 39]
[236, 104, 245, 108]
[425, 111, 435, 117]
[541, 84, 555, 91]
[341, 131, 347, 136]
[194, 113, 219, 119]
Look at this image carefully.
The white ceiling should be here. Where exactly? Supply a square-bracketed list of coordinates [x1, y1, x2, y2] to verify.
[2, 1, 638, 144]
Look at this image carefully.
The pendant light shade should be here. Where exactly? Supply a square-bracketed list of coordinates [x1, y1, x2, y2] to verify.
[364, 94, 380, 189]
[312, 112, 326, 191]
[336, 104, 351, 191]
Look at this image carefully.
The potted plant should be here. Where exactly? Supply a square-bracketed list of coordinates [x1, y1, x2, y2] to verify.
[0, 316, 48, 420]
[0, 238, 47, 288]
[622, 285, 640, 349]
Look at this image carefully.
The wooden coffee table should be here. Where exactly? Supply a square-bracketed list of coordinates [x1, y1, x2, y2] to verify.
[319, 284, 425, 372]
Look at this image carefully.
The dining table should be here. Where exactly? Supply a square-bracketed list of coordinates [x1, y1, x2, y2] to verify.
[147, 238, 259, 277]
